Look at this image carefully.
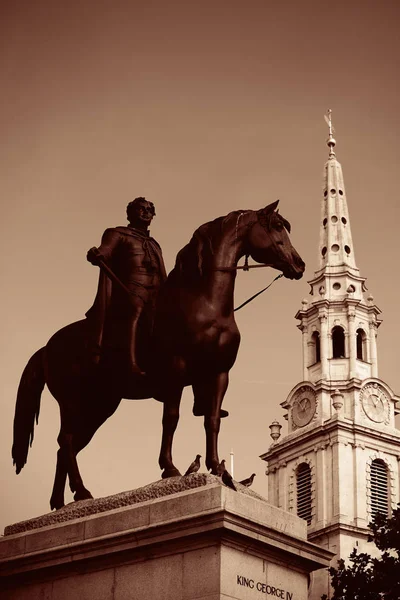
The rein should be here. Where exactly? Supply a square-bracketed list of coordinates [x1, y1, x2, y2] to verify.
[234, 272, 284, 312]
[215, 255, 284, 311]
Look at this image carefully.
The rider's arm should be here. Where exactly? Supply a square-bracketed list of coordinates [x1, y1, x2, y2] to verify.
[87, 228, 120, 265]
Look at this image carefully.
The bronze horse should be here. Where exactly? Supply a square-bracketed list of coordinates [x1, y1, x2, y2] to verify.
[12, 201, 304, 509]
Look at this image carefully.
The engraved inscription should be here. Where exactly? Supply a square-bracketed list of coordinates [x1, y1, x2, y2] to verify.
[237, 575, 294, 598]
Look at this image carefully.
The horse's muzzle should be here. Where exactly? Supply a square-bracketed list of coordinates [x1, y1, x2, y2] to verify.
[283, 257, 305, 280]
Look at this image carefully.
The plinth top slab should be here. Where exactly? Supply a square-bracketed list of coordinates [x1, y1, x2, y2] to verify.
[4, 473, 266, 536]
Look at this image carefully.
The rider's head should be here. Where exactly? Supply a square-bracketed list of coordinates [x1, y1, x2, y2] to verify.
[127, 197, 156, 229]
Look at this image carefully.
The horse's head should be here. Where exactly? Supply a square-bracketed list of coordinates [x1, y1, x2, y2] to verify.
[247, 200, 305, 280]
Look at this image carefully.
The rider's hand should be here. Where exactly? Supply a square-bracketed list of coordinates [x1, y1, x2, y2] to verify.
[87, 247, 103, 266]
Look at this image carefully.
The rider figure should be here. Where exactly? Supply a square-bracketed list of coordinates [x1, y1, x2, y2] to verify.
[86, 197, 167, 375]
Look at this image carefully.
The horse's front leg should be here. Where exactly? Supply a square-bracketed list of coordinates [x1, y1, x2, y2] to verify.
[199, 372, 229, 475]
[159, 386, 183, 478]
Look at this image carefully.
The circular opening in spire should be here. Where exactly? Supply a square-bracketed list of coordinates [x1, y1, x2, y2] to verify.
[331, 215, 338, 223]
[323, 218, 327, 226]
[341, 217, 347, 225]
[345, 245, 351, 254]
[333, 282, 341, 290]
[322, 247, 327, 257]
[331, 244, 340, 253]
[347, 284, 356, 293]
[339, 190, 344, 195]
[324, 190, 327, 198]
[330, 188, 336, 194]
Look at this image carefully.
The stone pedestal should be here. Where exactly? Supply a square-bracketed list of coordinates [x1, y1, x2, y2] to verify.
[0, 475, 333, 600]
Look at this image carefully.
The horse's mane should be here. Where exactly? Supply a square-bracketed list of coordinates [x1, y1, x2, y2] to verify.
[174, 210, 253, 280]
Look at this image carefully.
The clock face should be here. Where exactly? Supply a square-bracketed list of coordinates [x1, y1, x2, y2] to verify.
[292, 386, 317, 427]
[361, 384, 389, 423]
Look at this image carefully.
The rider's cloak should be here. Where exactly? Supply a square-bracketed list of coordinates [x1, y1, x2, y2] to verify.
[85, 226, 167, 363]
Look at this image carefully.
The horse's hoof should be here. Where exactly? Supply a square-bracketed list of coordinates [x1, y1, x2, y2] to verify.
[161, 468, 182, 479]
[207, 462, 220, 476]
[74, 489, 94, 502]
[50, 499, 65, 511]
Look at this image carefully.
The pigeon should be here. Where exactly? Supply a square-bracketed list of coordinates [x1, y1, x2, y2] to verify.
[184, 454, 201, 476]
[222, 468, 237, 491]
[216, 459, 226, 477]
[239, 473, 256, 487]
[216, 459, 237, 491]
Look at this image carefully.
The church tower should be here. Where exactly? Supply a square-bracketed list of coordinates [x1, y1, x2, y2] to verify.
[260, 111, 400, 599]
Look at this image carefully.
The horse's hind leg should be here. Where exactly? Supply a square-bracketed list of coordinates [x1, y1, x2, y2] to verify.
[50, 446, 68, 510]
[194, 372, 229, 475]
[158, 386, 183, 478]
[58, 431, 93, 502]
[50, 431, 91, 510]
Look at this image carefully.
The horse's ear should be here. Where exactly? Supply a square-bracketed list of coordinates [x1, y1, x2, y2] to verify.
[262, 199, 279, 215]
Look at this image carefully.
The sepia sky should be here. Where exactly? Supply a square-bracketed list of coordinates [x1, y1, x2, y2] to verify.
[1, 0, 399, 533]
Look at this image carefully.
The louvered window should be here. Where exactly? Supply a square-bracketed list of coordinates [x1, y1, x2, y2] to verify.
[370, 459, 389, 517]
[297, 463, 312, 525]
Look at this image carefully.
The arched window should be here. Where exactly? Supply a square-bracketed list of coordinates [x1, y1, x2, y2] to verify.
[312, 331, 321, 363]
[370, 459, 389, 518]
[296, 463, 312, 525]
[332, 326, 345, 358]
[356, 328, 366, 361]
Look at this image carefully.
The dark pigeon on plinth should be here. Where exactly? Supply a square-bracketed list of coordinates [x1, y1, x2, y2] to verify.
[222, 468, 237, 491]
[216, 459, 226, 477]
[239, 473, 256, 487]
[184, 454, 201, 476]
[216, 458, 236, 491]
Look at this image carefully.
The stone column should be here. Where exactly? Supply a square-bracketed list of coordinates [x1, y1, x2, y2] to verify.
[369, 321, 378, 377]
[300, 324, 309, 381]
[319, 313, 329, 380]
[353, 443, 368, 527]
[314, 443, 327, 528]
[348, 311, 356, 378]
[277, 461, 287, 510]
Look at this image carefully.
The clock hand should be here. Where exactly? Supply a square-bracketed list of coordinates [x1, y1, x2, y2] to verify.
[300, 399, 308, 412]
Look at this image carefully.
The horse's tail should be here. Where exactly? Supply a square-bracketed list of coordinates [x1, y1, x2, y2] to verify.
[12, 348, 46, 474]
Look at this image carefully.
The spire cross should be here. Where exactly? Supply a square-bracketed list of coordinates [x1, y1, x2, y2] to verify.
[325, 109, 334, 136]
[324, 108, 336, 157]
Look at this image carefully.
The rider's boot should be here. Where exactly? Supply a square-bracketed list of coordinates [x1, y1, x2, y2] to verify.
[192, 402, 229, 419]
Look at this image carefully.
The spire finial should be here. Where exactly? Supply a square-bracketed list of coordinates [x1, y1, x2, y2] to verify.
[324, 109, 336, 158]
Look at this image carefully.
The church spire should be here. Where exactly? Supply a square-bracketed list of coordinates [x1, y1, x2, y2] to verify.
[317, 109, 359, 279]
[298, 111, 382, 382]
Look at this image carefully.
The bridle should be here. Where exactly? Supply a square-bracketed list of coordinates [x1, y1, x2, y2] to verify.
[213, 212, 287, 310]
[215, 254, 273, 272]
[215, 255, 284, 312]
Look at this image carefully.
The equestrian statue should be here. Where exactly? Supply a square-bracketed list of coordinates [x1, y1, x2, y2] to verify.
[12, 197, 305, 510]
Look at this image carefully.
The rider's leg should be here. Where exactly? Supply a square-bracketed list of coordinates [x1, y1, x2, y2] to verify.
[128, 302, 145, 375]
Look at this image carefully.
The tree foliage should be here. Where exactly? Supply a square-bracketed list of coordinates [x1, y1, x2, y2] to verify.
[322, 505, 400, 600]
